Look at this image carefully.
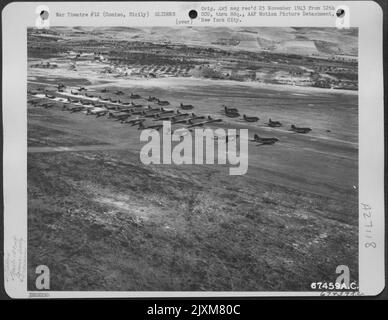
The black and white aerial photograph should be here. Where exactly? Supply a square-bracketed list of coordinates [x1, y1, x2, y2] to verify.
[27, 26, 358, 291]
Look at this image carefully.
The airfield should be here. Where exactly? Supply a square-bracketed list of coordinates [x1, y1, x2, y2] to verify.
[27, 62, 358, 291]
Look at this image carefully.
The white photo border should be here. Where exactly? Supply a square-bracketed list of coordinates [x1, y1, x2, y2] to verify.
[2, 1, 384, 298]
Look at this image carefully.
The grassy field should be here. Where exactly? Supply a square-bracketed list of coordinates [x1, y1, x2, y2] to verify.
[28, 149, 357, 291]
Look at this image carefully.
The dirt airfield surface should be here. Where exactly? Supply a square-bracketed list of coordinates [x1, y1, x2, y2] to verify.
[27, 75, 358, 291]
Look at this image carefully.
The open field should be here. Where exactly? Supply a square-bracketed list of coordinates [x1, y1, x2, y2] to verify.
[27, 75, 358, 291]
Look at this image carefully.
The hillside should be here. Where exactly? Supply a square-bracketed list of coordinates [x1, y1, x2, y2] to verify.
[49, 26, 358, 57]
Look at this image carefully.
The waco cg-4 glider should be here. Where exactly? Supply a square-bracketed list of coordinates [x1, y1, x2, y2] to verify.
[187, 116, 223, 128]
[180, 103, 194, 110]
[86, 106, 108, 117]
[291, 124, 312, 134]
[251, 134, 279, 145]
[242, 114, 259, 122]
[267, 118, 282, 127]
[138, 121, 163, 131]
[223, 105, 240, 118]
[157, 99, 170, 106]
[171, 113, 201, 124]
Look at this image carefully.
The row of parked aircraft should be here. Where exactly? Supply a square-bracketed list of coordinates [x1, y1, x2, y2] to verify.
[222, 105, 312, 135]
[28, 85, 312, 145]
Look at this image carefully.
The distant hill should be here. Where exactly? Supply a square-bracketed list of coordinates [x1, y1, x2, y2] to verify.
[47, 26, 358, 57]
